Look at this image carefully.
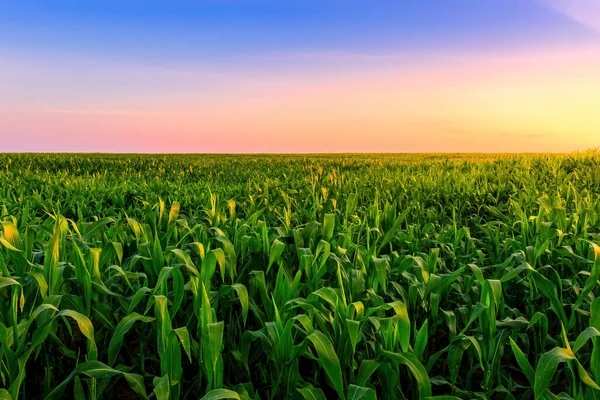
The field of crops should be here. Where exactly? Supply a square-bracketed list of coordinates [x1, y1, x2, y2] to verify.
[2, 152, 600, 399]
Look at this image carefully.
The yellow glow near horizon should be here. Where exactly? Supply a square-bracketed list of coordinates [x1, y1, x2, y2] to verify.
[2, 45, 600, 152]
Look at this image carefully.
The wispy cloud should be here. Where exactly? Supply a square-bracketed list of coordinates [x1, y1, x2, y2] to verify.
[538, 0, 600, 34]
[42, 108, 160, 117]
[246, 51, 418, 62]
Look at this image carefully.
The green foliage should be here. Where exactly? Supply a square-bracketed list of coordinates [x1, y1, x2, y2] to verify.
[1, 152, 600, 399]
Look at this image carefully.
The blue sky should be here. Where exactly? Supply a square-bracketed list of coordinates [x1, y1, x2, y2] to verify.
[2, 1, 595, 64]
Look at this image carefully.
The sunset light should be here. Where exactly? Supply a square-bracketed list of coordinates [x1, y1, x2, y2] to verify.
[1, 0, 599, 152]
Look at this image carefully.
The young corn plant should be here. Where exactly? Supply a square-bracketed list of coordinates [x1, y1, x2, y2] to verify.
[1, 152, 600, 399]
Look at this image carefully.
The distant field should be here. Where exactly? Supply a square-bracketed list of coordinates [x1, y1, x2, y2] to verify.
[1, 152, 600, 399]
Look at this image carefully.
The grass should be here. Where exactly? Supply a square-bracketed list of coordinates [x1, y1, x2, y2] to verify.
[1, 151, 600, 399]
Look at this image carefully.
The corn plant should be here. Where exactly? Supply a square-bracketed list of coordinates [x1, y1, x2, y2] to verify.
[1, 151, 600, 399]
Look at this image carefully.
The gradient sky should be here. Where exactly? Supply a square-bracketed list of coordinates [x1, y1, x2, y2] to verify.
[1, 0, 599, 152]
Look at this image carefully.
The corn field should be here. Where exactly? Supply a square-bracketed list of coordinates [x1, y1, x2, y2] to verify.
[2, 152, 600, 399]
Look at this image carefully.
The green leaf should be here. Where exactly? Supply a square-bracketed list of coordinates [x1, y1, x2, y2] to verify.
[591, 298, 600, 382]
[378, 211, 406, 252]
[267, 239, 286, 274]
[27, 270, 48, 299]
[166, 330, 183, 382]
[305, 330, 345, 399]
[509, 337, 535, 385]
[414, 320, 429, 361]
[8, 348, 34, 400]
[322, 214, 335, 241]
[0, 277, 20, 290]
[77, 360, 122, 378]
[347, 385, 376, 400]
[154, 295, 172, 354]
[382, 350, 432, 398]
[108, 312, 155, 366]
[231, 283, 249, 326]
[357, 359, 381, 387]
[127, 287, 152, 315]
[346, 319, 361, 351]
[174, 327, 192, 362]
[208, 322, 225, 374]
[152, 374, 170, 400]
[297, 385, 327, 400]
[534, 347, 575, 398]
[575, 360, 600, 391]
[390, 301, 410, 353]
[57, 309, 98, 361]
[0, 234, 21, 252]
[200, 389, 241, 400]
[73, 377, 85, 400]
[45, 361, 146, 400]
[573, 327, 600, 354]
[44, 221, 65, 296]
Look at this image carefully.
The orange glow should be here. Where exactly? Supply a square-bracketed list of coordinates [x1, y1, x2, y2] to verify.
[2, 45, 600, 152]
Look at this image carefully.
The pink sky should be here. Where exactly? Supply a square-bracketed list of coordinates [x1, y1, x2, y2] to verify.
[2, 45, 599, 152]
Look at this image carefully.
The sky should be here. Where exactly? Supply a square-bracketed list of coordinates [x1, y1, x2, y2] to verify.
[1, 0, 599, 153]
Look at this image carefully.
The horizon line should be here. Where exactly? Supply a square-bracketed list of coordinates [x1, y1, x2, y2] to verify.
[1, 150, 596, 156]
